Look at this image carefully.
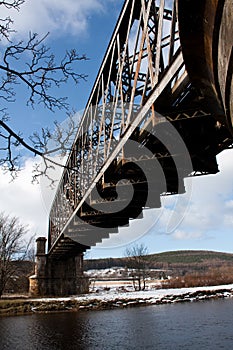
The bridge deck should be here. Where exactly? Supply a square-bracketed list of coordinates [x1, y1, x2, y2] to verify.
[48, 0, 233, 260]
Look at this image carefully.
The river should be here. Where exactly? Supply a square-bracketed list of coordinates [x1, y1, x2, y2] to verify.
[0, 298, 233, 349]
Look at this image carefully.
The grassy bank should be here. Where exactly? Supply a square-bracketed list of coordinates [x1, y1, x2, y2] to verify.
[0, 298, 81, 317]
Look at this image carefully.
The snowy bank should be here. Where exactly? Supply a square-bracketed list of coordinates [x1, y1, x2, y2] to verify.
[1, 284, 233, 316]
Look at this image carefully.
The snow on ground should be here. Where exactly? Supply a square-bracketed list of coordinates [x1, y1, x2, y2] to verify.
[32, 284, 233, 303]
[85, 267, 127, 278]
[85, 267, 166, 279]
[78, 283, 233, 302]
[85, 267, 167, 293]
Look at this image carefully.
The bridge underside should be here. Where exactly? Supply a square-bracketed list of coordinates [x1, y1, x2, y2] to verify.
[49, 0, 233, 259]
[30, 0, 233, 296]
[51, 113, 231, 257]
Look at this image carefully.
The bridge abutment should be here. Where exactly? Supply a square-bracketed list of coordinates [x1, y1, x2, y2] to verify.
[29, 237, 89, 297]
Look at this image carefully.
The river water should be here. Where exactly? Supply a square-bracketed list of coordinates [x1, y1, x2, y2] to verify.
[0, 298, 233, 350]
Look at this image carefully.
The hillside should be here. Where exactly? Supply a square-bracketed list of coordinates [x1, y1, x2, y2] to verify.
[84, 250, 233, 273]
[85, 250, 233, 289]
[148, 250, 233, 264]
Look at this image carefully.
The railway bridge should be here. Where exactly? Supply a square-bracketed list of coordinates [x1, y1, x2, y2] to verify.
[29, 0, 233, 297]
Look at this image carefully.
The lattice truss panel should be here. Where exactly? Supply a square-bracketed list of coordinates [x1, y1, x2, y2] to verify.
[49, 0, 185, 246]
[48, 0, 232, 250]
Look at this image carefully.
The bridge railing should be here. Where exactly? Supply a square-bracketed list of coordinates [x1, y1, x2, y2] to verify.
[48, 0, 188, 249]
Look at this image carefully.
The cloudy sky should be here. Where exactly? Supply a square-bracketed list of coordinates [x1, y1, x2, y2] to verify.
[0, 0, 233, 258]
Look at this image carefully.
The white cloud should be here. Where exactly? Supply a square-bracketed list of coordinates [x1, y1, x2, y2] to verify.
[224, 214, 233, 227]
[1, 0, 105, 40]
[154, 149, 233, 240]
[172, 230, 203, 240]
[225, 200, 233, 209]
[0, 158, 48, 240]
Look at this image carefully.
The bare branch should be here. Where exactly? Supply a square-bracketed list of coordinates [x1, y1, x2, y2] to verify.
[0, 211, 30, 296]
[0, 112, 80, 184]
[0, 2, 88, 180]
[0, 119, 43, 156]
[0, 1, 25, 42]
[0, 1, 24, 11]
[125, 243, 149, 291]
[0, 32, 88, 110]
[0, 17, 14, 41]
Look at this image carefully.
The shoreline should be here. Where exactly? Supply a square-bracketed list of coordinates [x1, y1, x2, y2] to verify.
[1, 284, 233, 317]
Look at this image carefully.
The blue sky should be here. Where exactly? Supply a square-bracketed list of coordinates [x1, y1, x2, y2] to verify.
[0, 0, 233, 259]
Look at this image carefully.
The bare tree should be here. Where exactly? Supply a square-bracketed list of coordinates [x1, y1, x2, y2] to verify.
[0, 211, 33, 296]
[25, 241, 36, 264]
[0, 0, 87, 180]
[124, 243, 149, 291]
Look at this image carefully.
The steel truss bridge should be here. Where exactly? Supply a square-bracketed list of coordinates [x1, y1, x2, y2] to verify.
[47, 0, 233, 259]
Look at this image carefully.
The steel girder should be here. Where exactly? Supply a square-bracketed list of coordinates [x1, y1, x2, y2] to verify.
[48, 0, 233, 257]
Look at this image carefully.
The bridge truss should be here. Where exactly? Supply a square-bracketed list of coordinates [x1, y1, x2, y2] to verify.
[48, 0, 233, 258]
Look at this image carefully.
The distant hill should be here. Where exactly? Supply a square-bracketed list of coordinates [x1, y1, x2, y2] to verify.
[148, 250, 233, 264]
[84, 250, 233, 273]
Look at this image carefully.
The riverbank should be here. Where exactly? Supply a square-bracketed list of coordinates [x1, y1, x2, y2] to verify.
[1, 284, 233, 317]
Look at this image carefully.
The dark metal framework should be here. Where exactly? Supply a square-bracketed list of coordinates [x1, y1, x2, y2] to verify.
[48, 0, 232, 256]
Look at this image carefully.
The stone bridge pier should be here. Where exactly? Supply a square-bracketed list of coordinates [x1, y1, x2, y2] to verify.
[29, 237, 89, 297]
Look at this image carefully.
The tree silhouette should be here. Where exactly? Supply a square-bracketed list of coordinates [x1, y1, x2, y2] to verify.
[0, 211, 33, 296]
[125, 243, 149, 291]
[0, 0, 87, 179]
